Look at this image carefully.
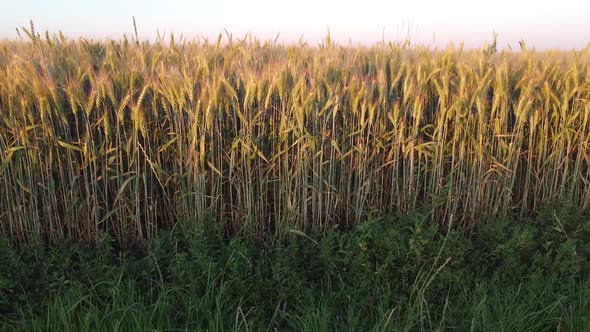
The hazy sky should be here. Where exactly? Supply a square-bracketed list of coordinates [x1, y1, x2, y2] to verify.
[1, 0, 589, 49]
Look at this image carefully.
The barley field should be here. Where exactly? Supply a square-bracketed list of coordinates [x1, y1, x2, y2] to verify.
[1, 28, 590, 246]
[2, 26, 590, 330]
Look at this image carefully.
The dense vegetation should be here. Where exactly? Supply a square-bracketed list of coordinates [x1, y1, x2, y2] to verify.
[1, 28, 589, 245]
[1, 26, 590, 330]
[1, 207, 589, 331]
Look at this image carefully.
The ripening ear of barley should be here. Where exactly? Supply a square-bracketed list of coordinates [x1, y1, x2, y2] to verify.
[0, 31, 589, 245]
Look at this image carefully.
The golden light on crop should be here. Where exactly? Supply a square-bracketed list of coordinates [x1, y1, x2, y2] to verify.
[1, 28, 589, 245]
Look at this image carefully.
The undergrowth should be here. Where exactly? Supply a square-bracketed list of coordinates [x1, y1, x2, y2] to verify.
[1, 206, 589, 331]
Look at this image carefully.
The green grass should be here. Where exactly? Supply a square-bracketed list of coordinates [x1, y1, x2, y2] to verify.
[2, 207, 589, 331]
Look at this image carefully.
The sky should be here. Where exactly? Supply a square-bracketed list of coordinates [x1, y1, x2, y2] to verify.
[1, 0, 589, 50]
